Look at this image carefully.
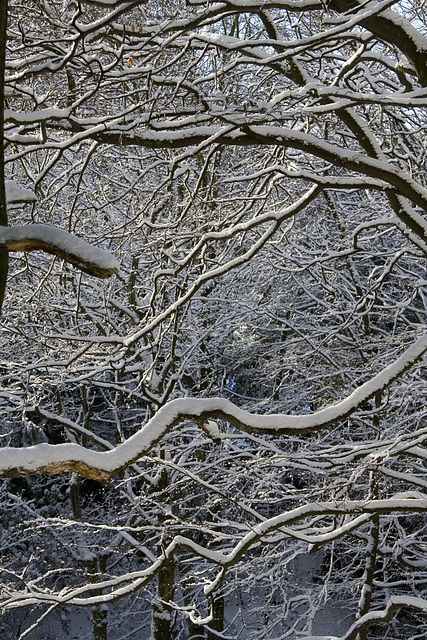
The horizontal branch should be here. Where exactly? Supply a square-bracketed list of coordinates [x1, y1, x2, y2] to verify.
[0, 334, 426, 482]
[85, 125, 427, 237]
[7, 125, 427, 247]
[0, 225, 120, 278]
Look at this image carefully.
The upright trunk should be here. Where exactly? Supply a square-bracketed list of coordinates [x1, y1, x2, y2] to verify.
[70, 475, 109, 640]
[207, 595, 224, 639]
[92, 598, 108, 640]
[0, 0, 8, 313]
[86, 553, 109, 640]
[152, 465, 175, 640]
[152, 555, 175, 640]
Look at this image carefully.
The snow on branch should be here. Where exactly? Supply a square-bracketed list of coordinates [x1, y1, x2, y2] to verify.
[3, 495, 427, 610]
[0, 334, 426, 482]
[5, 180, 37, 204]
[339, 595, 427, 640]
[0, 224, 120, 278]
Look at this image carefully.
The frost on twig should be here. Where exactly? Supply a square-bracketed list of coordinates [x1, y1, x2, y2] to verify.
[0, 224, 120, 278]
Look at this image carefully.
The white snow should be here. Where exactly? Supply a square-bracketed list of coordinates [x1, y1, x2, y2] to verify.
[5, 106, 72, 123]
[5, 180, 37, 204]
[202, 420, 221, 441]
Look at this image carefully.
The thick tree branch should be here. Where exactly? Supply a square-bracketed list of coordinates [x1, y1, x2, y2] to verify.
[0, 225, 120, 279]
[330, 0, 427, 87]
[340, 596, 427, 640]
[0, 334, 425, 482]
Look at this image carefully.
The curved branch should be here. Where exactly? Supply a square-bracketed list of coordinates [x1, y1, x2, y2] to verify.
[0, 334, 426, 482]
[3, 494, 427, 610]
[330, 0, 427, 87]
[88, 126, 427, 222]
[0, 224, 120, 278]
[340, 595, 427, 640]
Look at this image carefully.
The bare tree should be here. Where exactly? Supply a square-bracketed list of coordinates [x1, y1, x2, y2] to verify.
[1, 1, 427, 639]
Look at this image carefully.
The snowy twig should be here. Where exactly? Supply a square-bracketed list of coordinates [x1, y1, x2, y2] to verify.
[3, 495, 427, 611]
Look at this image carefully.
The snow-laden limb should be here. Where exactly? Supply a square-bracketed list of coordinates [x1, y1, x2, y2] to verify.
[339, 596, 427, 640]
[299, 637, 339, 640]
[3, 494, 427, 610]
[122, 186, 318, 348]
[0, 224, 119, 278]
[88, 125, 427, 231]
[0, 335, 426, 481]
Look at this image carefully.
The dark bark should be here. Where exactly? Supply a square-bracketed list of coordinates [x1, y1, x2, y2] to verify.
[0, 0, 8, 313]
[207, 596, 224, 639]
[331, 0, 427, 87]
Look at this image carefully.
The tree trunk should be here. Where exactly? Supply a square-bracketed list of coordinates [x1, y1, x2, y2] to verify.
[0, 0, 8, 313]
[92, 604, 108, 640]
[152, 555, 175, 640]
[152, 465, 176, 640]
[207, 595, 224, 640]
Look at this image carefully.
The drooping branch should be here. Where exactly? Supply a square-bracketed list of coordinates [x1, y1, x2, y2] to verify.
[82, 126, 427, 231]
[0, 224, 120, 279]
[330, 0, 427, 87]
[1, 334, 426, 482]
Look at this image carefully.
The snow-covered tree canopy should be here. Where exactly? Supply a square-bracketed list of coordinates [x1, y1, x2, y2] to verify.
[1, 1, 427, 639]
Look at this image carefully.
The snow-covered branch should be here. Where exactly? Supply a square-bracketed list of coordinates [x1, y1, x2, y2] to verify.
[3, 494, 427, 610]
[0, 225, 119, 278]
[1, 334, 426, 482]
[2, 1, 427, 636]
[340, 595, 427, 640]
